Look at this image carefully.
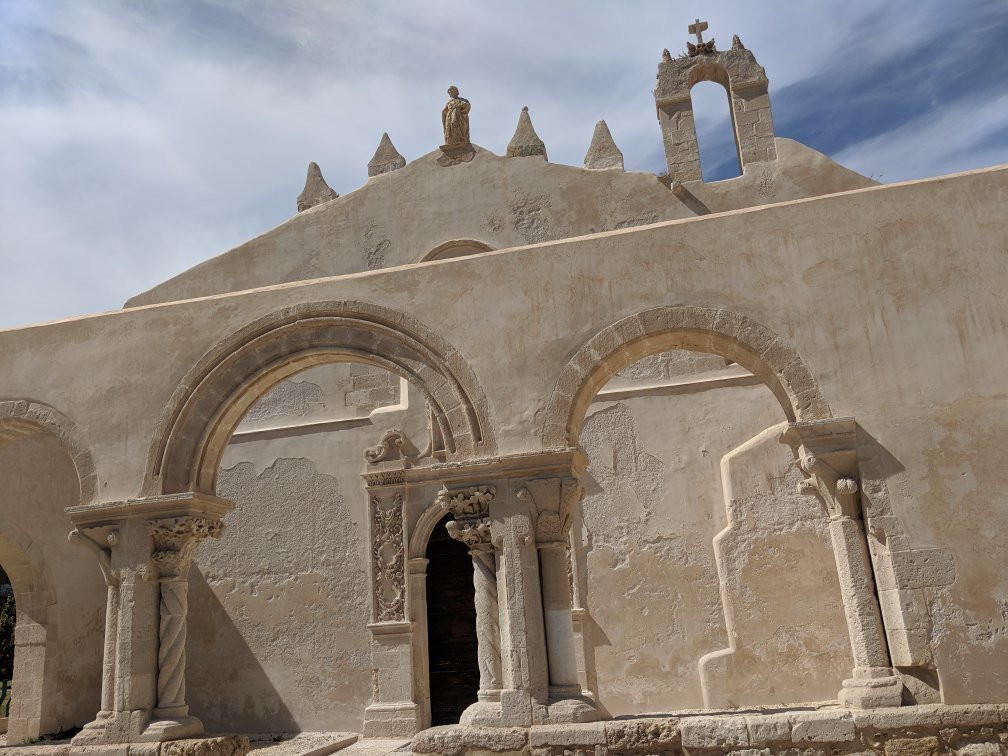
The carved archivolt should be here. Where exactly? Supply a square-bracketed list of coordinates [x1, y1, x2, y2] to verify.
[371, 494, 406, 622]
[145, 300, 496, 497]
[540, 306, 832, 448]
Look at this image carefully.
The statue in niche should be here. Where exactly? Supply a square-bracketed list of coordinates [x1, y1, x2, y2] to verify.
[439, 85, 475, 166]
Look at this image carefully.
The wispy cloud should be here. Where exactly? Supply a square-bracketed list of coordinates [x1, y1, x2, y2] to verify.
[0, 0, 1005, 328]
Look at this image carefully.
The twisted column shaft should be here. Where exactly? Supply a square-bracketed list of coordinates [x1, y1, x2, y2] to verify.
[471, 546, 502, 695]
[154, 578, 190, 717]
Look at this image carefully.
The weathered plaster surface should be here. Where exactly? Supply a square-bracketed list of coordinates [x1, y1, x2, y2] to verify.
[575, 357, 849, 714]
[0, 434, 104, 735]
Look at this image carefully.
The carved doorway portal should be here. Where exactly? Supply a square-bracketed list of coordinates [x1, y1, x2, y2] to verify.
[425, 514, 479, 725]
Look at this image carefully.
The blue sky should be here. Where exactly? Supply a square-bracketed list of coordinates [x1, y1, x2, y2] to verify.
[1, 0, 1005, 329]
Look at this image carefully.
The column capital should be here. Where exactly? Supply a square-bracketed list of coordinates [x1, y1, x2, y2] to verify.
[438, 485, 496, 550]
[147, 516, 223, 580]
[515, 477, 583, 545]
[781, 417, 861, 519]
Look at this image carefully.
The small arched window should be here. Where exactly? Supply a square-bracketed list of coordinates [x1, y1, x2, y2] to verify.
[691, 80, 742, 181]
[421, 239, 494, 262]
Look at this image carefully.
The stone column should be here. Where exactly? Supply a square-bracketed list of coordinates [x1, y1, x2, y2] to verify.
[408, 557, 432, 729]
[520, 478, 598, 723]
[67, 493, 232, 748]
[785, 419, 903, 709]
[441, 486, 504, 725]
[143, 516, 223, 740]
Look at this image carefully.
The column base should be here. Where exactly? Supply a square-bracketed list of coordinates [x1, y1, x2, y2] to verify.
[362, 701, 420, 738]
[139, 715, 204, 742]
[839, 672, 903, 709]
[71, 710, 146, 746]
[547, 686, 599, 723]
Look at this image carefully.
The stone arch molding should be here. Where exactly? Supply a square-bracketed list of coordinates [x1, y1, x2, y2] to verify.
[146, 300, 497, 496]
[541, 305, 832, 448]
[0, 399, 99, 506]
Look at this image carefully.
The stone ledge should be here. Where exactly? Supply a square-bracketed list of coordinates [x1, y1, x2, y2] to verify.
[409, 705, 1008, 755]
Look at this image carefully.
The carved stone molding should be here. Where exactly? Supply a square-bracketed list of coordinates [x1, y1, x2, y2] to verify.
[516, 477, 583, 545]
[371, 494, 406, 622]
[147, 516, 224, 579]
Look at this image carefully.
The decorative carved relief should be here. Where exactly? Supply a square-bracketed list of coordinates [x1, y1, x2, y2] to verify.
[365, 429, 409, 464]
[371, 494, 406, 622]
[147, 516, 224, 579]
[436, 485, 495, 518]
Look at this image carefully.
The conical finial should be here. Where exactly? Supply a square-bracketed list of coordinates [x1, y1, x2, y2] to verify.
[506, 106, 547, 160]
[296, 162, 338, 213]
[368, 132, 406, 177]
[583, 120, 624, 171]
[662, 48, 672, 63]
[731, 34, 745, 51]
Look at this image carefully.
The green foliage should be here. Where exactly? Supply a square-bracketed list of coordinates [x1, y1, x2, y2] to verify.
[0, 565, 14, 681]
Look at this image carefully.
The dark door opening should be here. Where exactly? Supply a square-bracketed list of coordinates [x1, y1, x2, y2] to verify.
[425, 514, 479, 726]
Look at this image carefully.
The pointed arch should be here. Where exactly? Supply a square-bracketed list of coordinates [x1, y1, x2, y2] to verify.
[540, 305, 832, 448]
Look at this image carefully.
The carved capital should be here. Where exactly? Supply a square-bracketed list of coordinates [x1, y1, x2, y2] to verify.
[436, 485, 495, 518]
[446, 517, 493, 550]
[517, 477, 583, 545]
[438, 485, 495, 551]
[782, 418, 861, 519]
[147, 516, 224, 580]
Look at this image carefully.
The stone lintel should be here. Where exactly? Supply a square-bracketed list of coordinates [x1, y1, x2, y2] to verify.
[65, 492, 234, 527]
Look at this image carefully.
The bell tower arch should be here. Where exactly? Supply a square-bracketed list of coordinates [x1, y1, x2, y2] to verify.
[654, 22, 777, 181]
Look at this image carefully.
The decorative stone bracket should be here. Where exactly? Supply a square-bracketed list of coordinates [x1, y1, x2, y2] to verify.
[781, 419, 903, 709]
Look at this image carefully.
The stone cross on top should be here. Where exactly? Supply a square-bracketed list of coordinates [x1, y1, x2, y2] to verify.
[688, 18, 708, 45]
[686, 18, 716, 57]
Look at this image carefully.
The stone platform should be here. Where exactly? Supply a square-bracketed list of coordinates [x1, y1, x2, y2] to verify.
[410, 704, 1008, 755]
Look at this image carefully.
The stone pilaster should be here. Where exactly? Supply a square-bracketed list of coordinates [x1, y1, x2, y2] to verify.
[519, 477, 598, 723]
[364, 489, 420, 739]
[783, 419, 903, 709]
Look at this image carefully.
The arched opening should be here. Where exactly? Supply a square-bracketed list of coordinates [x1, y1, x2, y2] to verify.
[571, 348, 850, 713]
[0, 425, 103, 743]
[691, 80, 742, 181]
[147, 301, 495, 498]
[421, 239, 494, 263]
[151, 303, 494, 735]
[0, 565, 13, 726]
[424, 513, 479, 726]
[186, 360, 427, 734]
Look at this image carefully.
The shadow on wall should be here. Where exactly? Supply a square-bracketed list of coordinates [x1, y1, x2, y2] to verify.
[186, 568, 297, 734]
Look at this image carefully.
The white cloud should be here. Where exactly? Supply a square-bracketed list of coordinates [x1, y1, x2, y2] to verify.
[0, 0, 1003, 328]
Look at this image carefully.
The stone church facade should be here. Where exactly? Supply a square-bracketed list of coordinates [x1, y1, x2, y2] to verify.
[1, 24, 1006, 756]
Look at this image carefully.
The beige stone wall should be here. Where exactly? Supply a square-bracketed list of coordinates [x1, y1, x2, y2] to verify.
[575, 353, 850, 715]
[187, 365, 424, 734]
[0, 433, 104, 736]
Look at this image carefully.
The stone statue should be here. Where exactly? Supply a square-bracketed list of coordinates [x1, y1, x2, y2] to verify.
[441, 86, 471, 149]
